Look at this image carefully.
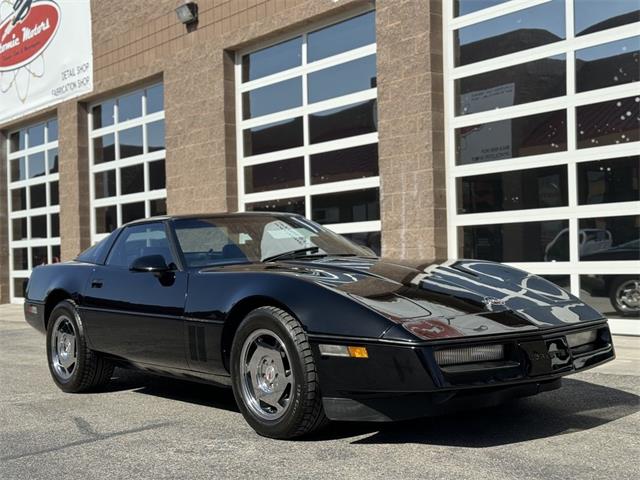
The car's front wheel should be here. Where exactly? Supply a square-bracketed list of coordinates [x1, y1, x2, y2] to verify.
[46, 300, 114, 392]
[230, 306, 327, 439]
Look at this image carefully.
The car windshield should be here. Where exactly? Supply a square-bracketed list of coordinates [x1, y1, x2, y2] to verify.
[172, 215, 370, 268]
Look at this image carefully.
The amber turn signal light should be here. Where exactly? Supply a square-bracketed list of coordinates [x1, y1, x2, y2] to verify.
[347, 346, 368, 358]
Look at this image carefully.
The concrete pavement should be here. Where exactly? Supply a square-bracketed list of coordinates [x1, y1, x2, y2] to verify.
[0, 303, 638, 479]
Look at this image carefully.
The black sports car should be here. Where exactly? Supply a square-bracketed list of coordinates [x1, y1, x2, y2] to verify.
[24, 213, 615, 439]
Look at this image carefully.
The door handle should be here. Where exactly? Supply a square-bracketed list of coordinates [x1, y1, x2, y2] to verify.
[91, 279, 104, 288]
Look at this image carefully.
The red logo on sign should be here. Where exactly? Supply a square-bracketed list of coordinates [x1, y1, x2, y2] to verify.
[0, 1, 60, 72]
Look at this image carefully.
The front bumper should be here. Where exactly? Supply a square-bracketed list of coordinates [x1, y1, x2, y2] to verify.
[311, 321, 614, 422]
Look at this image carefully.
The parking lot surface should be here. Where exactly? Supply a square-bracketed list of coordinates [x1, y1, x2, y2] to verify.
[1, 304, 638, 480]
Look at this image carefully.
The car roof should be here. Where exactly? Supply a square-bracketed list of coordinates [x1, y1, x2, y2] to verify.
[122, 211, 301, 227]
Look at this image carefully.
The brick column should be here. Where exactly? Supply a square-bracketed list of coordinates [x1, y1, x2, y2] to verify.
[376, 0, 446, 260]
[0, 130, 9, 303]
[58, 102, 91, 260]
[164, 43, 235, 215]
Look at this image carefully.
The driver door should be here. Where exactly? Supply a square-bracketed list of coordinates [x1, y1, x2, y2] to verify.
[81, 222, 189, 369]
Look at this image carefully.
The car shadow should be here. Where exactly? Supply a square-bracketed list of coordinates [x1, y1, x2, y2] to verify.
[98, 370, 638, 447]
[340, 378, 639, 447]
[103, 367, 239, 413]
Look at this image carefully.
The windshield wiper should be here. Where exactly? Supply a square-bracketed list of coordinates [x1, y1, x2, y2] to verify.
[263, 247, 324, 262]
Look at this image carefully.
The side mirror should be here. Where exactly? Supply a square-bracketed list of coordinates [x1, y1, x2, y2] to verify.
[130, 255, 171, 273]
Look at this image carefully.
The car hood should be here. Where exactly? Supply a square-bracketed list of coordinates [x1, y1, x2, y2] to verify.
[286, 257, 604, 341]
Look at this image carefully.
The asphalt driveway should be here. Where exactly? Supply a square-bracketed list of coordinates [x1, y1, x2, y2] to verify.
[1, 304, 638, 479]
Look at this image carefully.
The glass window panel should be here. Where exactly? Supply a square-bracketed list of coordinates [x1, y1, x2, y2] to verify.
[245, 197, 305, 215]
[308, 55, 377, 104]
[106, 222, 171, 268]
[147, 120, 165, 152]
[342, 231, 381, 256]
[52, 245, 61, 263]
[578, 156, 640, 205]
[578, 215, 640, 261]
[309, 100, 378, 144]
[47, 119, 58, 142]
[149, 160, 166, 190]
[50, 181, 59, 206]
[121, 164, 145, 195]
[119, 126, 143, 159]
[30, 215, 47, 238]
[243, 117, 303, 156]
[576, 96, 640, 149]
[146, 84, 164, 114]
[13, 278, 28, 298]
[455, 0, 565, 66]
[242, 36, 302, 82]
[13, 248, 28, 270]
[580, 274, 640, 318]
[48, 148, 59, 173]
[118, 90, 143, 122]
[28, 152, 46, 178]
[30, 184, 46, 209]
[27, 123, 45, 147]
[121, 201, 146, 224]
[150, 198, 167, 216]
[242, 77, 302, 120]
[308, 11, 376, 62]
[95, 206, 117, 234]
[312, 188, 380, 224]
[456, 110, 567, 165]
[575, 0, 640, 36]
[12, 218, 27, 241]
[92, 99, 115, 129]
[93, 134, 115, 164]
[310, 143, 379, 185]
[576, 36, 640, 93]
[458, 165, 568, 214]
[461, 220, 569, 262]
[11, 188, 26, 211]
[244, 157, 304, 194]
[455, 0, 510, 16]
[51, 213, 60, 237]
[32, 246, 48, 267]
[456, 55, 566, 115]
[10, 157, 26, 182]
[94, 170, 116, 199]
[9, 130, 25, 152]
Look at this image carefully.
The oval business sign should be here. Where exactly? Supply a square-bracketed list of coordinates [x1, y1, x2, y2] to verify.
[0, 1, 60, 72]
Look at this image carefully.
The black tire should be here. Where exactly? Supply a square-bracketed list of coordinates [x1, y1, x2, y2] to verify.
[609, 276, 640, 317]
[46, 300, 114, 392]
[230, 306, 328, 439]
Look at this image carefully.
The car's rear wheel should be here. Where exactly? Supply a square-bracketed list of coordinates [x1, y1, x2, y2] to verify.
[46, 300, 114, 392]
[609, 276, 640, 316]
[230, 306, 328, 439]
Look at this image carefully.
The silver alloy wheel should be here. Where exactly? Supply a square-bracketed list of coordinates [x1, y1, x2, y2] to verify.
[615, 279, 640, 313]
[239, 329, 294, 421]
[50, 315, 77, 380]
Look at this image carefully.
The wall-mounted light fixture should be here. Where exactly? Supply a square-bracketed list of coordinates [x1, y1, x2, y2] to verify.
[175, 1, 198, 25]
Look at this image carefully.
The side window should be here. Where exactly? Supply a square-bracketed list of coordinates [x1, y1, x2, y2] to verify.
[106, 223, 174, 268]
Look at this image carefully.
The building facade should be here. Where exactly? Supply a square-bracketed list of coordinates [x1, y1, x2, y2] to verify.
[0, 0, 638, 334]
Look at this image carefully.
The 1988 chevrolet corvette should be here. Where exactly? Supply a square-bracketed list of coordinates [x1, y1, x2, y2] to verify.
[24, 213, 615, 438]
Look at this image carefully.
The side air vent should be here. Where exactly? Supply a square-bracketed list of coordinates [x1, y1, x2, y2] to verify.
[188, 325, 207, 362]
